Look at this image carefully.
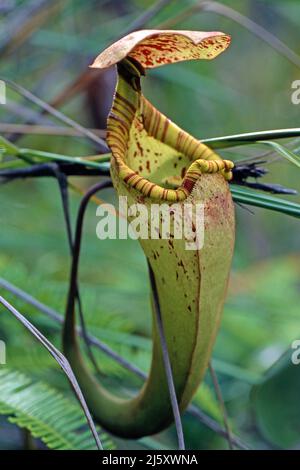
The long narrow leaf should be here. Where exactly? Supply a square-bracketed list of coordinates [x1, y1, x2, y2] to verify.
[231, 186, 300, 218]
[258, 140, 300, 168]
[0, 295, 102, 450]
[203, 129, 300, 149]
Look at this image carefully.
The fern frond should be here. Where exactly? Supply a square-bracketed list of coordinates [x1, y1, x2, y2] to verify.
[0, 368, 115, 450]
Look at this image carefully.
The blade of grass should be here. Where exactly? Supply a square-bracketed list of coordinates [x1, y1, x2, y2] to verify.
[0, 123, 106, 138]
[0, 295, 102, 450]
[258, 141, 300, 168]
[0, 137, 111, 169]
[231, 186, 300, 218]
[202, 129, 300, 149]
[18, 148, 111, 168]
[0, 135, 19, 155]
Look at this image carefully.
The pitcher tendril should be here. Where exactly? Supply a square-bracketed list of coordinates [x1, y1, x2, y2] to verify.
[63, 29, 235, 438]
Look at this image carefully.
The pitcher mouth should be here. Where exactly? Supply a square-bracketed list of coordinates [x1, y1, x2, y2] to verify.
[107, 72, 233, 202]
[93, 30, 233, 201]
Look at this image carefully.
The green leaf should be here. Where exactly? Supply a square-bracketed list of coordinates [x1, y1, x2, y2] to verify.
[259, 140, 300, 168]
[0, 136, 19, 156]
[202, 129, 300, 149]
[0, 368, 115, 450]
[18, 148, 110, 168]
[252, 350, 300, 448]
[0, 135, 110, 169]
[231, 186, 300, 218]
[212, 358, 261, 385]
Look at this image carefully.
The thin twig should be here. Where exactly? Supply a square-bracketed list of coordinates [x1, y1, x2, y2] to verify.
[209, 362, 234, 450]
[48, 164, 102, 375]
[0, 123, 106, 138]
[188, 405, 250, 450]
[1, 158, 296, 200]
[1, 77, 109, 153]
[232, 163, 297, 195]
[64, 181, 113, 339]
[148, 263, 185, 451]
[0, 163, 109, 180]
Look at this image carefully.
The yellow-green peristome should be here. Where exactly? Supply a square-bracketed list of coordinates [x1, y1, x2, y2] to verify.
[63, 30, 235, 438]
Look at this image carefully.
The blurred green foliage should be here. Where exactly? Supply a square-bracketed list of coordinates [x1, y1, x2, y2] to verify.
[0, 0, 300, 450]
